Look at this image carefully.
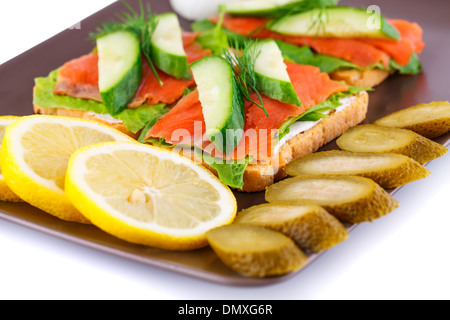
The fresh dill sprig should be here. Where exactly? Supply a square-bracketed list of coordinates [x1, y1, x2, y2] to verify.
[138, 7, 163, 86]
[89, 0, 163, 86]
[223, 40, 268, 117]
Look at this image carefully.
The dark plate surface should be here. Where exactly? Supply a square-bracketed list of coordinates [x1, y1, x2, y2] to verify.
[0, 0, 449, 286]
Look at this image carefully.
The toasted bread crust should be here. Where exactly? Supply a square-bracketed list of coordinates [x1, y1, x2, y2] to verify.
[331, 69, 390, 88]
[33, 92, 368, 192]
[242, 92, 369, 192]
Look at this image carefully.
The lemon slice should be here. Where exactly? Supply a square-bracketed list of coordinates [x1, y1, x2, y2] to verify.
[0, 116, 22, 202]
[0, 115, 134, 223]
[65, 141, 237, 250]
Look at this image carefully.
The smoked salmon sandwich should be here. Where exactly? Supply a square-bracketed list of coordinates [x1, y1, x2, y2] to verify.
[32, 1, 369, 192]
[193, 0, 425, 88]
[143, 39, 368, 192]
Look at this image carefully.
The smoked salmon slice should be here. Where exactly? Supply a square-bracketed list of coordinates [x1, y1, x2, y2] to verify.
[360, 20, 425, 66]
[53, 32, 212, 108]
[212, 15, 424, 68]
[182, 31, 214, 64]
[146, 89, 205, 146]
[127, 59, 195, 108]
[148, 62, 349, 161]
[279, 36, 391, 69]
[53, 52, 101, 102]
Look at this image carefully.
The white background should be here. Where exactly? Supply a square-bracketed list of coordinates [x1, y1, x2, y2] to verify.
[0, 0, 449, 300]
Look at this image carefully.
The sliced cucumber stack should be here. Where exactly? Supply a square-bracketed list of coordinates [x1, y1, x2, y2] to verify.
[97, 30, 142, 116]
[150, 13, 191, 80]
[224, 0, 299, 16]
[190, 56, 245, 154]
[269, 7, 400, 40]
[252, 40, 301, 106]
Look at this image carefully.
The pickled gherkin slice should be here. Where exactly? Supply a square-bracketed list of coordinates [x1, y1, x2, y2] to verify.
[234, 203, 349, 253]
[336, 124, 448, 164]
[206, 224, 308, 278]
[285, 150, 431, 188]
[374, 101, 450, 139]
[265, 175, 399, 224]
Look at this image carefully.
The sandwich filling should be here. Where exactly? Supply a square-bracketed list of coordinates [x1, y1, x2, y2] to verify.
[199, 15, 424, 73]
[145, 61, 365, 188]
[33, 32, 212, 136]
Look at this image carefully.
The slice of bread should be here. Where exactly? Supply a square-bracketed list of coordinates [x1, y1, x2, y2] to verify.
[331, 69, 391, 89]
[34, 91, 368, 192]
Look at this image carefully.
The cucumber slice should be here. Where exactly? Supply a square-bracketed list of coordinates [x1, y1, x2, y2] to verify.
[97, 30, 142, 116]
[151, 13, 191, 79]
[374, 101, 450, 139]
[224, 0, 299, 16]
[190, 56, 245, 154]
[206, 224, 308, 278]
[252, 40, 301, 106]
[266, 175, 399, 224]
[235, 203, 349, 253]
[269, 7, 400, 40]
[336, 125, 448, 165]
[284, 150, 431, 189]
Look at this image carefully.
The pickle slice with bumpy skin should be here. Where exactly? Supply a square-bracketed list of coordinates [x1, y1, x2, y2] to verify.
[206, 224, 308, 278]
[265, 175, 399, 224]
[336, 124, 448, 164]
[285, 150, 431, 189]
[234, 203, 349, 253]
[374, 101, 450, 139]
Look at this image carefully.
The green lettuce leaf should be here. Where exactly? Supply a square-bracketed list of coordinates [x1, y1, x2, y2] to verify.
[192, 19, 249, 49]
[390, 53, 422, 75]
[34, 70, 106, 114]
[275, 40, 361, 73]
[33, 70, 168, 134]
[192, 11, 230, 55]
[199, 149, 250, 189]
[277, 86, 367, 140]
[116, 104, 168, 134]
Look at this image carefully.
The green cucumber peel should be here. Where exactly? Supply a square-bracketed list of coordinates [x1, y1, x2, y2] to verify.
[251, 40, 301, 106]
[190, 55, 245, 154]
[97, 30, 143, 116]
[150, 13, 191, 80]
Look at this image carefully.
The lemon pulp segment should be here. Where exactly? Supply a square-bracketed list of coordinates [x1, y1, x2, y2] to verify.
[21, 123, 119, 190]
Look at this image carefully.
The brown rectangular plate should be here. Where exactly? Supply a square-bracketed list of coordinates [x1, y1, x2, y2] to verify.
[0, 0, 449, 286]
